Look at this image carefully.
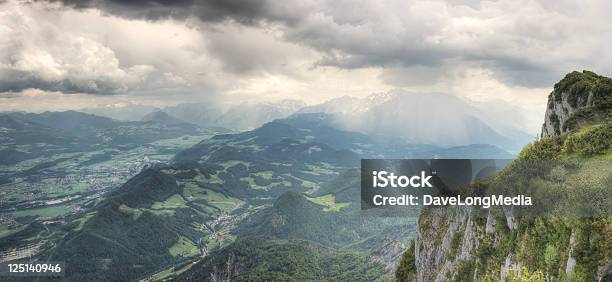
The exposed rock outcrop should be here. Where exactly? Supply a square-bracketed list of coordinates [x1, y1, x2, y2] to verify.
[500, 254, 521, 281]
[370, 237, 406, 274]
[541, 70, 612, 138]
[414, 207, 484, 281]
[565, 230, 576, 274]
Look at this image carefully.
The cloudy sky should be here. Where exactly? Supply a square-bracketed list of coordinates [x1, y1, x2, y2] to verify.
[1, 0, 611, 133]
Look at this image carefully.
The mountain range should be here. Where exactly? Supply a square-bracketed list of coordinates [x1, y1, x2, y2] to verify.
[0, 107, 516, 281]
[83, 99, 306, 132]
[1, 85, 535, 281]
[299, 90, 533, 152]
[0, 110, 214, 165]
[82, 92, 533, 152]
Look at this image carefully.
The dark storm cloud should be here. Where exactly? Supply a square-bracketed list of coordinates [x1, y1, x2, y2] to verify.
[465, 53, 562, 88]
[483, 59, 561, 88]
[27, 0, 612, 90]
[0, 70, 121, 94]
[45, 0, 305, 25]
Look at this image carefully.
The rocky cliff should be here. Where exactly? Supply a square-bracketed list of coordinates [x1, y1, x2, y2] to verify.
[541, 70, 612, 138]
[370, 237, 406, 274]
[397, 70, 612, 281]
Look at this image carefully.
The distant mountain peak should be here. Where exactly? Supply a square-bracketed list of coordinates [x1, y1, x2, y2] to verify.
[300, 90, 532, 151]
[141, 110, 188, 125]
[273, 191, 311, 210]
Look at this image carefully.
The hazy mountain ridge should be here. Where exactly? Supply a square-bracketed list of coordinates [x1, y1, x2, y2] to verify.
[300, 90, 533, 152]
[82, 103, 159, 121]
[215, 100, 306, 131]
[141, 110, 193, 126]
[0, 110, 213, 165]
[82, 92, 533, 153]
[82, 99, 306, 132]
[172, 112, 440, 167]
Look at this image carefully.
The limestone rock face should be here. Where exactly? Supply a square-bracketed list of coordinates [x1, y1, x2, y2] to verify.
[565, 230, 576, 274]
[500, 254, 521, 281]
[414, 206, 483, 282]
[540, 70, 611, 138]
[540, 85, 593, 138]
[370, 237, 406, 274]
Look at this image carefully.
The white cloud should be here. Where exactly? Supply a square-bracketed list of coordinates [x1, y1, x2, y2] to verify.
[0, 1, 188, 94]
